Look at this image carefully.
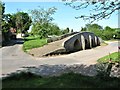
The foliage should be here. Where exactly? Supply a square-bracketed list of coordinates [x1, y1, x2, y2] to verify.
[61, 27, 70, 34]
[1, 2, 32, 42]
[30, 7, 60, 38]
[81, 27, 87, 31]
[29, 7, 57, 24]
[86, 24, 103, 30]
[23, 36, 47, 51]
[82, 23, 118, 40]
[96, 63, 113, 80]
[2, 72, 120, 88]
[0, 2, 10, 41]
[48, 23, 62, 36]
[65, 0, 120, 23]
[31, 22, 62, 38]
[1, 21, 10, 41]
[14, 12, 32, 33]
[98, 52, 120, 63]
[0, 1, 5, 18]
[115, 28, 120, 39]
[2, 9, 32, 33]
[102, 26, 116, 40]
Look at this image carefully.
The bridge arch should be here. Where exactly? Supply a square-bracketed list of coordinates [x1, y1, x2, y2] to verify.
[62, 32, 101, 52]
[73, 39, 81, 51]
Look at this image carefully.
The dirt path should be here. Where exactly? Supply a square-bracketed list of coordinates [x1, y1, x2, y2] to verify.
[1, 39, 118, 77]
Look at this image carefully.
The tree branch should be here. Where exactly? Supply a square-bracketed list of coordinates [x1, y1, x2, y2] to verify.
[65, 0, 120, 23]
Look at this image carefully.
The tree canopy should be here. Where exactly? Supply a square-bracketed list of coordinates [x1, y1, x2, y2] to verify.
[1, 2, 32, 41]
[30, 7, 63, 38]
[29, 7, 57, 24]
[14, 12, 32, 33]
[65, 0, 120, 23]
[81, 23, 119, 40]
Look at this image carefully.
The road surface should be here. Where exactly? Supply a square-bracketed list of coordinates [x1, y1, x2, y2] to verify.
[1, 39, 118, 77]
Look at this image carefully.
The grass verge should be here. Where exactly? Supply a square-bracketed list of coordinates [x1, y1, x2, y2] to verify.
[97, 52, 120, 63]
[2, 72, 120, 88]
[23, 36, 47, 52]
[100, 42, 108, 46]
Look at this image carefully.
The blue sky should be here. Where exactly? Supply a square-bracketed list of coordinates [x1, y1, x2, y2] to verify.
[3, 1, 118, 31]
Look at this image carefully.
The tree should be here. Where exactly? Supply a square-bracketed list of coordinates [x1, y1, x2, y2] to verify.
[115, 28, 120, 39]
[0, 2, 10, 41]
[14, 12, 32, 34]
[0, 1, 5, 19]
[62, 27, 70, 34]
[71, 29, 74, 32]
[30, 7, 57, 38]
[0, 1, 5, 30]
[65, 0, 120, 23]
[81, 27, 87, 31]
[30, 7, 57, 24]
[81, 23, 104, 38]
[48, 23, 62, 36]
[102, 27, 116, 40]
[85, 23, 103, 30]
[104, 26, 112, 31]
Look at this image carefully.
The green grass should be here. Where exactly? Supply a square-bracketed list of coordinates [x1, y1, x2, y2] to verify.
[105, 39, 118, 41]
[2, 72, 120, 88]
[98, 52, 120, 63]
[23, 36, 47, 51]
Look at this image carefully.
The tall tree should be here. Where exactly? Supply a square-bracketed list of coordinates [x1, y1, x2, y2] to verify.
[0, 1, 5, 20]
[0, 2, 10, 41]
[30, 7, 57, 38]
[0, 1, 5, 30]
[30, 7, 57, 24]
[14, 12, 32, 34]
[65, 0, 120, 23]
[85, 23, 103, 30]
[62, 27, 70, 34]
[0, 1, 4, 37]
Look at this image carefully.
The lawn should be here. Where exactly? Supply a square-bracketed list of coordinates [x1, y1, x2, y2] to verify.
[23, 36, 47, 51]
[97, 52, 120, 63]
[2, 72, 120, 88]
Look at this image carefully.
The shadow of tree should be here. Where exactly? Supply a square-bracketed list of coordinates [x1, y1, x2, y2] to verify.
[22, 64, 98, 77]
[2, 64, 98, 78]
[2, 38, 24, 47]
[2, 63, 120, 88]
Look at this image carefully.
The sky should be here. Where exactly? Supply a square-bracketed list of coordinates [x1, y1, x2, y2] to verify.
[2, 1, 118, 31]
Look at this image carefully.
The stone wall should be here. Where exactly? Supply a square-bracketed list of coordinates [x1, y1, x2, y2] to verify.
[110, 63, 120, 78]
[47, 32, 79, 43]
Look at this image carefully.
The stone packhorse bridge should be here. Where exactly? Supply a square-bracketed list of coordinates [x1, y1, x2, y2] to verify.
[29, 32, 101, 57]
[63, 32, 100, 52]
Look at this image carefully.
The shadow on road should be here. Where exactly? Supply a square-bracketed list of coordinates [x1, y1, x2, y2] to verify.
[2, 38, 24, 47]
[2, 64, 98, 78]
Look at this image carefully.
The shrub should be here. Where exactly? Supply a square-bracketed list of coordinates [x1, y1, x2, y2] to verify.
[96, 63, 113, 80]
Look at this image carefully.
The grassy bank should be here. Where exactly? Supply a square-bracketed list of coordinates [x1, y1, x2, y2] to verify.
[23, 36, 47, 52]
[98, 52, 120, 63]
[2, 72, 120, 88]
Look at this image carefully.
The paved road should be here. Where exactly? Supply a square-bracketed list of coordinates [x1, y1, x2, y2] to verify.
[1, 39, 118, 77]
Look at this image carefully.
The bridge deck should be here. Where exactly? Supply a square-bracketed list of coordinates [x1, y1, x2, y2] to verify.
[28, 35, 74, 57]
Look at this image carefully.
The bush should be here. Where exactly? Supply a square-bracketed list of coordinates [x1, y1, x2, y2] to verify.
[96, 63, 113, 80]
